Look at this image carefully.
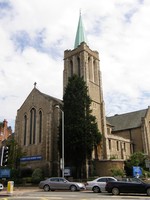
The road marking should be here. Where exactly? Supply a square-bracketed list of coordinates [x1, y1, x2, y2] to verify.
[41, 198, 49, 200]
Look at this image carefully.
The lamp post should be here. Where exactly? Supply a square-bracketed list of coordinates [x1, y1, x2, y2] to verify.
[56, 105, 64, 178]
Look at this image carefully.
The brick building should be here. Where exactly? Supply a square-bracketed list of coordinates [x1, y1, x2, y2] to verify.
[0, 119, 12, 144]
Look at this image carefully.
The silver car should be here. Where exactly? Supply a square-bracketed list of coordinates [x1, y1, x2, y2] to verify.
[85, 176, 117, 193]
[39, 177, 86, 192]
[0, 183, 4, 191]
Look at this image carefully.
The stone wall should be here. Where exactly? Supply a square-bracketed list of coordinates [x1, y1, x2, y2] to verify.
[94, 159, 124, 177]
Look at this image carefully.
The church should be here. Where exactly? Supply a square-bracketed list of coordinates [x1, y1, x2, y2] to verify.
[14, 14, 150, 177]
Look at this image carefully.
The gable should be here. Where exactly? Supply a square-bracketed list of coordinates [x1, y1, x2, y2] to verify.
[18, 87, 62, 111]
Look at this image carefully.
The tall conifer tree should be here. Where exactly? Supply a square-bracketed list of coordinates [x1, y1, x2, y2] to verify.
[63, 75, 101, 178]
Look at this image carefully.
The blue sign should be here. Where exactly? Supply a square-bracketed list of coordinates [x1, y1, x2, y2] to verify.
[133, 166, 142, 177]
[20, 155, 42, 162]
[0, 169, 10, 178]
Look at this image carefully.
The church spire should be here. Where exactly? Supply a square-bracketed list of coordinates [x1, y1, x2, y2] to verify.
[74, 12, 88, 48]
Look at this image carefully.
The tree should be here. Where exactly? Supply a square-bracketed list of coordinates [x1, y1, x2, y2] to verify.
[124, 152, 147, 176]
[6, 137, 26, 169]
[63, 75, 101, 178]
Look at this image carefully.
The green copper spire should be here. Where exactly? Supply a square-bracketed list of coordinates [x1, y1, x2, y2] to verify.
[74, 13, 88, 48]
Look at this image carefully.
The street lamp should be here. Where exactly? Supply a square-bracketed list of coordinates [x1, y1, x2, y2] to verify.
[55, 105, 64, 178]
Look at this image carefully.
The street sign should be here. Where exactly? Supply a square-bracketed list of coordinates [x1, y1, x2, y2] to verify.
[0, 169, 10, 178]
[64, 168, 71, 176]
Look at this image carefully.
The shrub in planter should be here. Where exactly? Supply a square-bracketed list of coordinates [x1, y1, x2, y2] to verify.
[32, 168, 43, 184]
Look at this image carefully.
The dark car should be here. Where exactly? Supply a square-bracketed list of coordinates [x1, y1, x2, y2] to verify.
[39, 177, 86, 192]
[105, 177, 150, 196]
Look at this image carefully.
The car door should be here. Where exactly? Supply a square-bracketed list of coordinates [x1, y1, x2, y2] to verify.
[97, 178, 107, 192]
[127, 180, 145, 193]
[50, 178, 60, 190]
[120, 180, 143, 193]
[58, 178, 70, 190]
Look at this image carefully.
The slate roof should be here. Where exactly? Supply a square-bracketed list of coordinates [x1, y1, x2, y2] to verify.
[106, 109, 147, 131]
[37, 89, 62, 104]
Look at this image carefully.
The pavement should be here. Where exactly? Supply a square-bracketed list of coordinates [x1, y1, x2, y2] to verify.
[0, 187, 39, 197]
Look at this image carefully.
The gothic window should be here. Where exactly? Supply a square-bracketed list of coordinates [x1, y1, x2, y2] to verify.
[93, 60, 98, 83]
[124, 143, 126, 151]
[39, 110, 42, 143]
[70, 60, 73, 77]
[108, 139, 111, 150]
[24, 115, 27, 145]
[93, 60, 95, 82]
[77, 57, 81, 77]
[30, 108, 36, 144]
[88, 56, 91, 80]
[117, 141, 119, 151]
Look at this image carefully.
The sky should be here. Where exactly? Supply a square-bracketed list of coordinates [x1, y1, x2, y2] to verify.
[0, 0, 150, 131]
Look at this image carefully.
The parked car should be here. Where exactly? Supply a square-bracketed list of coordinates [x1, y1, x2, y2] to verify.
[39, 177, 86, 192]
[85, 176, 117, 193]
[105, 177, 150, 196]
[0, 183, 4, 191]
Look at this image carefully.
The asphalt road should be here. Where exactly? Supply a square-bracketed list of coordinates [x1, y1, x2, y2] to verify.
[1, 188, 150, 200]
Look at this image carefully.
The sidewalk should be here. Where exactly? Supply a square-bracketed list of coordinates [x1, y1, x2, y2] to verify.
[0, 187, 39, 197]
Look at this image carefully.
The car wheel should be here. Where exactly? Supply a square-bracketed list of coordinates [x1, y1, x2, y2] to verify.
[43, 185, 50, 192]
[92, 186, 100, 193]
[70, 185, 77, 192]
[112, 187, 120, 195]
[147, 188, 150, 196]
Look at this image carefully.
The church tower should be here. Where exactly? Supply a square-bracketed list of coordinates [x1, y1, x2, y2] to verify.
[63, 13, 107, 159]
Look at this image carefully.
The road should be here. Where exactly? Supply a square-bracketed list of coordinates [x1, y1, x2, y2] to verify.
[1, 189, 150, 200]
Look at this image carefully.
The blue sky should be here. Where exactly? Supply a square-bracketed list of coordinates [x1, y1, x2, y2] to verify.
[0, 0, 150, 131]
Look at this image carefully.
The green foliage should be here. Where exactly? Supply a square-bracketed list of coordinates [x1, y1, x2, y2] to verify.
[31, 168, 43, 184]
[111, 168, 125, 177]
[124, 152, 147, 176]
[126, 152, 146, 168]
[5, 137, 26, 169]
[63, 75, 102, 178]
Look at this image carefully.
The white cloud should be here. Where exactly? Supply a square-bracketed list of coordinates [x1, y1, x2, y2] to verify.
[0, 0, 150, 130]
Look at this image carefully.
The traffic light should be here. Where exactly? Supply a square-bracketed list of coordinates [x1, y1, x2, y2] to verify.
[0, 146, 9, 166]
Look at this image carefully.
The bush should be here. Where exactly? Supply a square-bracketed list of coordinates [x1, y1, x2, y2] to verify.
[111, 168, 125, 177]
[32, 168, 43, 184]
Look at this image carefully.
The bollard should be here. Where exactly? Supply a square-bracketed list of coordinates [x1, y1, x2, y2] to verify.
[7, 181, 14, 195]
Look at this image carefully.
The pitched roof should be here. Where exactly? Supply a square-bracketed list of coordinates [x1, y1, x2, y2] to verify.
[18, 87, 62, 111]
[106, 109, 147, 131]
[37, 88, 62, 104]
[74, 13, 88, 48]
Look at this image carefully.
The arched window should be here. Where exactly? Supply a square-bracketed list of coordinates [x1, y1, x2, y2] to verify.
[24, 115, 27, 145]
[70, 60, 73, 77]
[108, 139, 111, 150]
[77, 57, 80, 77]
[117, 141, 119, 151]
[30, 108, 36, 144]
[39, 110, 42, 143]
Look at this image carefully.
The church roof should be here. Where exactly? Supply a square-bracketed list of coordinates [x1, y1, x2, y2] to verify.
[74, 13, 88, 48]
[106, 109, 147, 131]
[18, 86, 62, 111]
[38, 89, 62, 104]
[32, 87, 62, 104]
